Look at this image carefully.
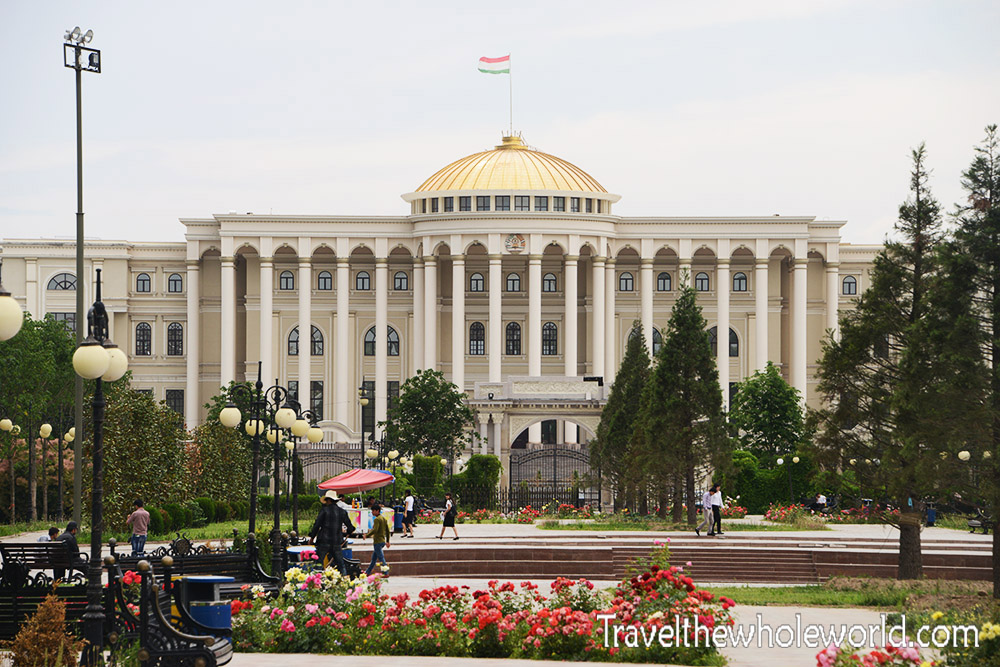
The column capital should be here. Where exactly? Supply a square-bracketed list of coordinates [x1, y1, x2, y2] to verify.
[755, 257, 770, 266]
[221, 256, 235, 265]
[298, 257, 312, 266]
[488, 254, 503, 262]
[413, 256, 424, 266]
[826, 262, 841, 270]
[337, 257, 350, 267]
[565, 254, 580, 263]
[592, 255, 606, 265]
[260, 256, 274, 266]
[605, 258, 617, 267]
[640, 258, 654, 268]
[791, 257, 809, 269]
[528, 254, 543, 262]
[186, 259, 200, 269]
[423, 255, 437, 265]
[375, 257, 388, 266]
[717, 259, 731, 268]
[452, 254, 466, 263]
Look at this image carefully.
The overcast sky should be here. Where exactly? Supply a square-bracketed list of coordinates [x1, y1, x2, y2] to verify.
[1, 1, 998, 246]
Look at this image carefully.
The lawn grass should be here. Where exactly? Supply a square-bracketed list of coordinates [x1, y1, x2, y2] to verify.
[0, 520, 55, 538]
[538, 520, 830, 532]
[703, 577, 990, 608]
[77, 512, 320, 545]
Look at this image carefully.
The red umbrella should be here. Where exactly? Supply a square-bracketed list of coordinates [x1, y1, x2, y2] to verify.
[317, 468, 395, 494]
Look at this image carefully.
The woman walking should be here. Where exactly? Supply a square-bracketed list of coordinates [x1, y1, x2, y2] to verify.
[436, 492, 459, 540]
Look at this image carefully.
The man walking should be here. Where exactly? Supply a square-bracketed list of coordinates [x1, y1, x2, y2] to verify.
[361, 503, 391, 575]
[711, 484, 724, 535]
[696, 485, 715, 536]
[309, 490, 356, 576]
[402, 491, 415, 538]
[126, 498, 151, 556]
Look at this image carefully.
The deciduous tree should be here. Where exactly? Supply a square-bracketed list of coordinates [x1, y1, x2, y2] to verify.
[383, 369, 476, 459]
[729, 361, 804, 466]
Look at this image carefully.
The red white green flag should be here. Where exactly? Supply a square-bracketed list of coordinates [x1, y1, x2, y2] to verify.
[478, 55, 510, 74]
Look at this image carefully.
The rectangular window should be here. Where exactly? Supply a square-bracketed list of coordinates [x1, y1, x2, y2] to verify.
[495, 195, 510, 211]
[444, 196, 454, 212]
[476, 196, 490, 211]
[514, 195, 530, 211]
[49, 312, 76, 334]
[311, 381, 324, 421]
[535, 196, 548, 211]
[460, 196, 471, 211]
[570, 197, 580, 212]
[361, 380, 374, 436]
[165, 389, 184, 414]
[597, 200, 602, 214]
[388, 381, 400, 411]
[553, 196, 565, 212]
[421, 199, 427, 213]
[430, 198, 439, 213]
[288, 380, 299, 404]
[541, 420, 557, 445]
[585, 198, 593, 213]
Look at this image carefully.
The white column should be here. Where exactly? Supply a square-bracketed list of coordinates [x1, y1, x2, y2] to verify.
[298, 257, 312, 408]
[479, 415, 488, 455]
[335, 257, 350, 426]
[591, 256, 606, 378]
[716, 259, 730, 409]
[755, 257, 769, 370]
[826, 262, 840, 340]
[423, 256, 437, 369]
[451, 255, 466, 392]
[528, 254, 542, 376]
[259, 257, 274, 383]
[488, 255, 502, 382]
[185, 260, 200, 428]
[564, 255, 579, 377]
[604, 259, 617, 380]
[220, 256, 236, 386]
[792, 255, 808, 402]
[640, 257, 654, 353]
[375, 257, 388, 437]
[492, 416, 501, 459]
[413, 258, 424, 371]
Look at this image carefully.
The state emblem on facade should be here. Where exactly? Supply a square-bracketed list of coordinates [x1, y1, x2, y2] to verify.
[505, 233, 526, 253]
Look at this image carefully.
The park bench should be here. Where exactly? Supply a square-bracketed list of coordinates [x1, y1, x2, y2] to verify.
[105, 556, 232, 666]
[968, 508, 994, 534]
[0, 541, 89, 640]
[109, 533, 279, 599]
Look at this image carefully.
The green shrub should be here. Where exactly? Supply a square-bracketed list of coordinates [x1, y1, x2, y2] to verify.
[185, 500, 206, 527]
[162, 503, 185, 529]
[412, 454, 444, 497]
[258, 495, 273, 513]
[158, 507, 173, 532]
[194, 497, 216, 524]
[232, 500, 248, 520]
[147, 506, 164, 535]
[215, 500, 232, 522]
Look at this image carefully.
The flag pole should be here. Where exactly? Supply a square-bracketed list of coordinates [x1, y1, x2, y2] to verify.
[508, 54, 513, 136]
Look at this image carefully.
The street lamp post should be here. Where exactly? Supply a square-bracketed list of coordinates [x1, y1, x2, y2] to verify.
[288, 409, 322, 534]
[71, 269, 128, 665]
[358, 385, 370, 465]
[63, 26, 101, 527]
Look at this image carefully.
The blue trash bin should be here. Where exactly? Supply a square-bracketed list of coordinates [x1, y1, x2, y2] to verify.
[393, 505, 404, 532]
[926, 507, 937, 527]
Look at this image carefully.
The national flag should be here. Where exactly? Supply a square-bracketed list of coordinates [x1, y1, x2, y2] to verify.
[478, 55, 510, 74]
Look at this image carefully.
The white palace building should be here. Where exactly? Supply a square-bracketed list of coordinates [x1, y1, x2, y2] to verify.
[1, 134, 878, 462]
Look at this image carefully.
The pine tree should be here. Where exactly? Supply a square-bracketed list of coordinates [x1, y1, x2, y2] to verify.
[952, 124, 1000, 596]
[591, 326, 651, 509]
[639, 285, 729, 524]
[815, 144, 982, 578]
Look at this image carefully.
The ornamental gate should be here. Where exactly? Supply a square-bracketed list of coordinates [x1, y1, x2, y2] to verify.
[298, 451, 364, 487]
[508, 446, 601, 509]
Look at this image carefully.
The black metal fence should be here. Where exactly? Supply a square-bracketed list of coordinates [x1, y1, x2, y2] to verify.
[507, 446, 602, 510]
[298, 450, 365, 487]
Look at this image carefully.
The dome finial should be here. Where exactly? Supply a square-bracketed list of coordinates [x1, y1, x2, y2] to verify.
[497, 134, 526, 150]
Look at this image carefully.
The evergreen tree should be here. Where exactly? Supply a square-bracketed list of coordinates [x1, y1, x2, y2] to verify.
[952, 124, 1000, 596]
[729, 361, 804, 465]
[639, 285, 730, 523]
[814, 144, 982, 578]
[591, 326, 651, 510]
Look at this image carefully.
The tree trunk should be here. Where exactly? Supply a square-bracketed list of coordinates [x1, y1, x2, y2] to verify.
[685, 461, 697, 525]
[657, 490, 669, 519]
[639, 487, 648, 516]
[28, 425, 37, 521]
[897, 510, 923, 579]
[671, 472, 683, 523]
[8, 454, 14, 524]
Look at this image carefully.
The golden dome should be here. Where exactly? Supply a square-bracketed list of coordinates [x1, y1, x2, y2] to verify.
[414, 135, 609, 194]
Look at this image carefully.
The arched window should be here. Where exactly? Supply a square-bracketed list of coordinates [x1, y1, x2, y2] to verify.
[618, 272, 634, 292]
[136, 273, 151, 293]
[167, 273, 183, 293]
[356, 271, 371, 290]
[364, 326, 399, 356]
[695, 272, 710, 291]
[279, 270, 295, 290]
[135, 322, 151, 356]
[394, 271, 408, 290]
[842, 275, 857, 295]
[506, 273, 521, 292]
[505, 322, 521, 355]
[317, 270, 333, 290]
[628, 327, 663, 354]
[47, 273, 76, 291]
[166, 322, 183, 356]
[542, 273, 557, 292]
[288, 325, 324, 356]
[733, 272, 747, 292]
[708, 326, 739, 357]
[542, 322, 558, 355]
[469, 322, 485, 355]
[657, 272, 671, 291]
[469, 273, 485, 292]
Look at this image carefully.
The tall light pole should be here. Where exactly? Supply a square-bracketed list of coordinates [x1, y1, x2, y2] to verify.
[71, 269, 128, 665]
[64, 26, 100, 526]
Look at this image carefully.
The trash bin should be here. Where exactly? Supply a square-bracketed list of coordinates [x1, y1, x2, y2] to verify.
[393, 505, 404, 532]
[926, 507, 937, 527]
[182, 575, 235, 635]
